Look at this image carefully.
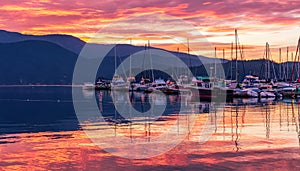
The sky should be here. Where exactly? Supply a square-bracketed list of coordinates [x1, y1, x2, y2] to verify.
[1, 0, 300, 61]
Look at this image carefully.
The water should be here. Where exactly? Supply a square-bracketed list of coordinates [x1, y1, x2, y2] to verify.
[1, 87, 300, 170]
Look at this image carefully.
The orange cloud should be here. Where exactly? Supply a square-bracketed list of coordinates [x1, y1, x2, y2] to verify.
[0, 0, 299, 61]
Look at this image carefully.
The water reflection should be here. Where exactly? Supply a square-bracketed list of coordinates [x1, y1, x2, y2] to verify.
[0, 87, 79, 134]
[1, 87, 300, 169]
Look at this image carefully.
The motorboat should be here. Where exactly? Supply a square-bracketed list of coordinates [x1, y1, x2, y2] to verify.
[82, 82, 95, 90]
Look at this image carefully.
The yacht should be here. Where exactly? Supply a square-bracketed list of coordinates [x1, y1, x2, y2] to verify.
[130, 78, 151, 92]
[186, 76, 214, 100]
[146, 78, 167, 93]
[95, 79, 111, 90]
[164, 79, 180, 95]
[111, 75, 128, 91]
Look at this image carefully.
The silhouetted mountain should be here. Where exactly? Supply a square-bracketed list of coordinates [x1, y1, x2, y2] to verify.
[103, 44, 211, 66]
[192, 59, 297, 82]
[96, 44, 211, 80]
[0, 40, 77, 84]
[0, 30, 297, 84]
[0, 30, 85, 54]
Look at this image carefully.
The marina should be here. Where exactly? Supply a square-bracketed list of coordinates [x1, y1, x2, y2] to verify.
[81, 30, 300, 103]
[1, 1, 300, 169]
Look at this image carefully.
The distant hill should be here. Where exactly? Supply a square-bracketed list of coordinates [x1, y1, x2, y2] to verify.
[0, 40, 77, 84]
[218, 60, 294, 81]
[0, 30, 85, 54]
[0, 30, 297, 84]
[0, 30, 211, 65]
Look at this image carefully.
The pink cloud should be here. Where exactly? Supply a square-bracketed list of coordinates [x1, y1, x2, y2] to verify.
[0, 0, 299, 60]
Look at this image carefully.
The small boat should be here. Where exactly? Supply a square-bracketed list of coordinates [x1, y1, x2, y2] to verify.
[95, 79, 111, 90]
[242, 75, 260, 87]
[83, 82, 95, 90]
[145, 78, 167, 93]
[153, 78, 167, 91]
[186, 76, 214, 100]
[247, 87, 275, 98]
[234, 88, 258, 98]
[111, 46, 128, 91]
[163, 84, 180, 95]
[187, 76, 234, 100]
[162, 79, 180, 95]
[130, 83, 149, 92]
[111, 75, 128, 91]
[129, 78, 151, 92]
[259, 91, 276, 98]
[177, 75, 190, 86]
[277, 86, 296, 98]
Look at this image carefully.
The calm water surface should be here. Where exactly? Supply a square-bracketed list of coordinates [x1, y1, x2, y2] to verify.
[0, 87, 300, 170]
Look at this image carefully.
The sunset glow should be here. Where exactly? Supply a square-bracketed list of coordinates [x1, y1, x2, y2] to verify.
[1, 0, 300, 61]
[1, 102, 300, 170]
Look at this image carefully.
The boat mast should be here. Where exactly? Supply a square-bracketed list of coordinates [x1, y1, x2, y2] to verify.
[298, 40, 300, 79]
[177, 47, 179, 79]
[291, 53, 294, 81]
[114, 45, 117, 76]
[148, 40, 155, 82]
[287, 47, 289, 82]
[187, 38, 191, 76]
[298, 45, 300, 79]
[214, 47, 217, 79]
[223, 49, 225, 80]
[279, 48, 282, 80]
[129, 39, 132, 78]
[240, 45, 246, 78]
[291, 37, 300, 81]
[235, 29, 238, 82]
[290, 38, 300, 83]
[266, 43, 277, 81]
[231, 42, 233, 81]
[264, 43, 267, 79]
[266, 42, 270, 80]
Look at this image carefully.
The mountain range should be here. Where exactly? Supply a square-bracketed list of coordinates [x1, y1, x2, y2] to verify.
[0, 30, 296, 84]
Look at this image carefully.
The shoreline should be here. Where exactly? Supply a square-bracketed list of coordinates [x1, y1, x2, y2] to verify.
[0, 85, 83, 87]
